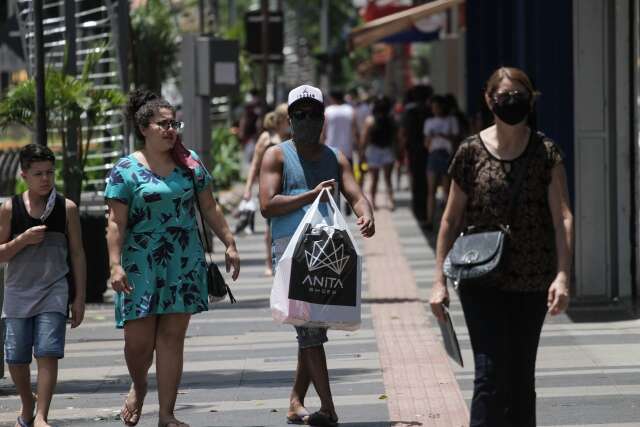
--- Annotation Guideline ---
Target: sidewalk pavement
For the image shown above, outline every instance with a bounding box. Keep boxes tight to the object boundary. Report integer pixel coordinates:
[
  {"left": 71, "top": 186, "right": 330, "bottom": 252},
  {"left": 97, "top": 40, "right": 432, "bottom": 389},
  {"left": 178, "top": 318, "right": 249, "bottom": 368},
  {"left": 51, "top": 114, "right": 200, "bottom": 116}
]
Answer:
[{"left": 1, "top": 184, "right": 640, "bottom": 426}]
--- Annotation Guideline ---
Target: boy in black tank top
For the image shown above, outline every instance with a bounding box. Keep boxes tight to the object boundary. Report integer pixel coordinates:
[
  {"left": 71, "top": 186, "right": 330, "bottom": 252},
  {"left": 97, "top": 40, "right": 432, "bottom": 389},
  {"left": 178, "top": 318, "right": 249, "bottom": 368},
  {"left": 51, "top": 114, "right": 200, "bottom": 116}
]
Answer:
[{"left": 0, "top": 144, "right": 86, "bottom": 427}]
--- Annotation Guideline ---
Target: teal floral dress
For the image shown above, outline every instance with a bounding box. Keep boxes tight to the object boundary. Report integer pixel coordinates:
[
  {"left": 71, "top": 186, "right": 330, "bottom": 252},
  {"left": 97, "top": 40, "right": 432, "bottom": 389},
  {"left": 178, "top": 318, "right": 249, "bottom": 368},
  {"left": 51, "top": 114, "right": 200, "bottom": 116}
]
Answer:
[{"left": 104, "top": 151, "right": 212, "bottom": 328}]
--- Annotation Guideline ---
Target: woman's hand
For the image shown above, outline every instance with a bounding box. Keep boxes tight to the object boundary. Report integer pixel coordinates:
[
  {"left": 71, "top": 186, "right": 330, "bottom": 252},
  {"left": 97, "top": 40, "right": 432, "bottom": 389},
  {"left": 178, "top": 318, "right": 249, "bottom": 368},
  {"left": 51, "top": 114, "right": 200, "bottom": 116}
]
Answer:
[
  {"left": 110, "top": 264, "right": 133, "bottom": 294},
  {"left": 429, "top": 280, "right": 450, "bottom": 322},
  {"left": 225, "top": 243, "right": 240, "bottom": 281},
  {"left": 547, "top": 276, "right": 570, "bottom": 315}
]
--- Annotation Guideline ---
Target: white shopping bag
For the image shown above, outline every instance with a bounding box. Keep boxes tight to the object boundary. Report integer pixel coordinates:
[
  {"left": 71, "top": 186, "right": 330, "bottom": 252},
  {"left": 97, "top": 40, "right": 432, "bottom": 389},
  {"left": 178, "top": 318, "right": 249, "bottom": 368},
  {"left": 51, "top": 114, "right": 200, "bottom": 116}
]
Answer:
[{"left": 270, "top": 188, "right": 362, "bottom": 331}]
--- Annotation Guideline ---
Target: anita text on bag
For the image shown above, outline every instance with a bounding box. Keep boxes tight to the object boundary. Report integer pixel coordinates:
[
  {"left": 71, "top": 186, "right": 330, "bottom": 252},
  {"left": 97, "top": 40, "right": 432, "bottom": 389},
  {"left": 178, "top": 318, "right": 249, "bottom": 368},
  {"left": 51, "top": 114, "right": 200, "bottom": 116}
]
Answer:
[{"left": 271, "top": 188, "right": 362, "bottom": 330}]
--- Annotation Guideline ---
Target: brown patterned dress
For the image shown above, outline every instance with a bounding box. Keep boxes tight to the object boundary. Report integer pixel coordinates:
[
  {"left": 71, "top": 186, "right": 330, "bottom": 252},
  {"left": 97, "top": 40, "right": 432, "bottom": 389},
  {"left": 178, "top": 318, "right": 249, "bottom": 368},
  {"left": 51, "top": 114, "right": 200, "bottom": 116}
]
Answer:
[{"left": 448, "top": 131, "right": 564, "bottom": 292}]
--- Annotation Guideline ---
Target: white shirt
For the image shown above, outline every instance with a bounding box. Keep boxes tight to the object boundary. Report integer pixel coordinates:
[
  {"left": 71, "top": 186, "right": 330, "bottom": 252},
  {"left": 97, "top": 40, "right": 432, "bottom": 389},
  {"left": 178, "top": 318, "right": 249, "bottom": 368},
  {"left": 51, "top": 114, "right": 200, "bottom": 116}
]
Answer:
[
  {"left": 423, "top": 115, "right": 459, "bottom": 154},
  {"left": 325, "top": 104, "right": 356, "bottom": 159}
]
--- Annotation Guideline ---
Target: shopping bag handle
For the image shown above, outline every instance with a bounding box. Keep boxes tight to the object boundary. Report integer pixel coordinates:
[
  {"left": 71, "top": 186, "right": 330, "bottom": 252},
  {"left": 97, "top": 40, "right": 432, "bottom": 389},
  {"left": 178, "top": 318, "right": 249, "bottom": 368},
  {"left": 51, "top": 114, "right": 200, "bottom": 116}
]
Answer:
[{"left": 317, "top": 187, "right": 341, "bottom": 225}]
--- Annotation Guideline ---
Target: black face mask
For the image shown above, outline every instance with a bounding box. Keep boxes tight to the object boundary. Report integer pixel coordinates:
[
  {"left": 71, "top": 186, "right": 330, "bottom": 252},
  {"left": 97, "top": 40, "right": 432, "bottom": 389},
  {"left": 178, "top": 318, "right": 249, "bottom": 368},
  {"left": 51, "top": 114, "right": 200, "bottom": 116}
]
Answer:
[
  {"left": 491, "top": 93, "right": 531, "bottom": 125},
  {"left": 291, "top": 116, "right": 324, "bottom": 145}
]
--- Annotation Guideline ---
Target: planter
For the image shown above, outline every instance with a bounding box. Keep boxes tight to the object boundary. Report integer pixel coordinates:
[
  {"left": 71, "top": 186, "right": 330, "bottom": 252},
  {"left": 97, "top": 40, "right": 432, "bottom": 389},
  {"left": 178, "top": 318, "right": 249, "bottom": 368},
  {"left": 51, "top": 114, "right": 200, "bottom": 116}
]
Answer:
[{"left": 80, "top": 214, "right": 109, "bottom": 303}]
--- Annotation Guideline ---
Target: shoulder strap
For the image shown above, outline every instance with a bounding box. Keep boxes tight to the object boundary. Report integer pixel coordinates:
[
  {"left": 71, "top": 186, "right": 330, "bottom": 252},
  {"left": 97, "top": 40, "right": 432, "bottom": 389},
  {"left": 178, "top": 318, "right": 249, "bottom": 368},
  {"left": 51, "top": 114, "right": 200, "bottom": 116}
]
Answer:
[{"left": 506, "top": 131, "right": 542, "bottom": 228}]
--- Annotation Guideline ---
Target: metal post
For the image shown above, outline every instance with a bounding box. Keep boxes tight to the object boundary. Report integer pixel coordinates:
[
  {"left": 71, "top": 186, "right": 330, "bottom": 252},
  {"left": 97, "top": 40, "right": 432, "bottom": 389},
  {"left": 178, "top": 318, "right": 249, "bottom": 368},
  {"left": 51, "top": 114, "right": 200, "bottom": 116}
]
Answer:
[
  {"left": 261, "top": 0, "right": 269, "bottom": 99},
  {"left": 64, "top": 0, "right": 78, "bottom": 157},
  {"left": 34, "top": 0, "right": 47, "bottom": 146},
  {"left": 228, "top": 0, "right": 236, "bottom": 26},
  {"left": 320, "top": 0, "right": 329, "bottom": 92},
  {"left": 198, "top": 0, "right": 205, "bottom": 34}
]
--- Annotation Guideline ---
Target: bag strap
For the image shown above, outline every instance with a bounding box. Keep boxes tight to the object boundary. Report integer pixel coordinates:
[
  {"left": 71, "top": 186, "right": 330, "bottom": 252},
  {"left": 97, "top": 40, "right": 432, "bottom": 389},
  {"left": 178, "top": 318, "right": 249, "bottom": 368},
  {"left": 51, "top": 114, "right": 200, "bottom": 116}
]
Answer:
[
  {"left": 188, "top": 169, "right": 236, "bottom": 303},
  {"left": 506, "top": 131, "right": 542, "bottom": 228}
]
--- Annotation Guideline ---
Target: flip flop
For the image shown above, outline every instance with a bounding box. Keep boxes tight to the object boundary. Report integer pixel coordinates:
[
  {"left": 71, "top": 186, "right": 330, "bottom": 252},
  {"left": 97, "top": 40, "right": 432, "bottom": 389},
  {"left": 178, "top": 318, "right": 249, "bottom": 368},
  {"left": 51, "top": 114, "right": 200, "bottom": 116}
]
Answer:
[
  {"left": 286, "top": 406, "right": 310, "bottom": 424},
  {"left": 120, "top": 388, "right": 146, "bottom": 427},
  {"left": 306, "top": 411, "right": 338, "bottom": 427},
  {"left": 16, "top": 416, "right": 33, "bottom": 427}
]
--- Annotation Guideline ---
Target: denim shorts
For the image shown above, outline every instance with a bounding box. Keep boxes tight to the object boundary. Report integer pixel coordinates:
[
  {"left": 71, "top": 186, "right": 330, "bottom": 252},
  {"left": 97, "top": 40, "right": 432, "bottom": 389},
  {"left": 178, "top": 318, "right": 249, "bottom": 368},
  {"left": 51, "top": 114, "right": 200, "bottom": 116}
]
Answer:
[
  {"left": 295, "top": 326, "right": 328, "bottom": 349},
  {"left": 4, "top": 312, "right": 67, "bottom": 364},
  {"left": 427, "top": 149, "right": 451, "bottom": 175}
]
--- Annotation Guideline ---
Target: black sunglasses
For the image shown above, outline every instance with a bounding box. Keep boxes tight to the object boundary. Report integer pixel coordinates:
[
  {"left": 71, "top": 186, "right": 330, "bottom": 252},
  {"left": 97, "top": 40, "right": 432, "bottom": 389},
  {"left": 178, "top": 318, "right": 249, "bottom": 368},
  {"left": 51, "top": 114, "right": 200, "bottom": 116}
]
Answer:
[
  {"left": 492, "top": 90, "right": 530, "bottom": 104},
  {"left": 153, "top": 120, "right": 184, "bottom": 131},
  {"left": 290, "top": 110, "right": 324, "bottom": 121}
]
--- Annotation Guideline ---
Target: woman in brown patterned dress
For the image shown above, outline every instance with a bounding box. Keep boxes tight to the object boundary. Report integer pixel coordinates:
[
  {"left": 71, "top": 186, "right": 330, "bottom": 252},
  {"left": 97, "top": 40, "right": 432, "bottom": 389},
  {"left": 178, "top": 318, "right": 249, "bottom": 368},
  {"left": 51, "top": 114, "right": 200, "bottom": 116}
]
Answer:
[{"left": 429, "top": 67, "right": 574, "bottom": 427}]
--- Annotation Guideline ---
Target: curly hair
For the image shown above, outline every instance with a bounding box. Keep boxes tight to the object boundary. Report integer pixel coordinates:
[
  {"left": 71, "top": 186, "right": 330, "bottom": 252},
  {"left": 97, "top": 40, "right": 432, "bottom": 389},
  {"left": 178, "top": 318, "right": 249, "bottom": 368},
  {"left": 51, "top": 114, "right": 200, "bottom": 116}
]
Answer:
[{"left": 126, "top": 89, "right": 175, "bottom": 140}]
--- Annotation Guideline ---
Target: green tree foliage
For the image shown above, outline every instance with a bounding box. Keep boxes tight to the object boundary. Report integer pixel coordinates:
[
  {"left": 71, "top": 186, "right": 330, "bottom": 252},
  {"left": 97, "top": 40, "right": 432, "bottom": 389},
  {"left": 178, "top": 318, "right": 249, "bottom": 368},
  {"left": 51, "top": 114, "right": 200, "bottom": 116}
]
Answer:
[
  {"left": 0, "top": 48, "right": 126, "bottom": 205},
  {"left": 210, "top": 126, "right": 241, "bottom": 191},
  {"left": 130, "top": 0, "right": 179, "bottom": 93}
]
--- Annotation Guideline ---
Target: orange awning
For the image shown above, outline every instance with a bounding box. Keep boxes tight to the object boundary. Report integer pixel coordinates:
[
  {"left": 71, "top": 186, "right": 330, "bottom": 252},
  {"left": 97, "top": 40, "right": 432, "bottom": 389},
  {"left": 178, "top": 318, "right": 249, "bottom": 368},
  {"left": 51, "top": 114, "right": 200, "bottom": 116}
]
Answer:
[{"left": 349, "top": 0, "right": 465, "bottom": 50}]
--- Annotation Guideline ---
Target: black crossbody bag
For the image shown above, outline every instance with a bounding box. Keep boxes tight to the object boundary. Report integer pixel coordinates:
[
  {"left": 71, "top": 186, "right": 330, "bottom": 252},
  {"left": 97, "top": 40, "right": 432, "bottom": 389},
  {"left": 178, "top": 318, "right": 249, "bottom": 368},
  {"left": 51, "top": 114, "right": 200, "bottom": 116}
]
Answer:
[
  {"left": 189, "top": 173, "right": 237, "bottom": 304},
  {"left": 443, "top": 132, "right": 541, "bottom": 289}
]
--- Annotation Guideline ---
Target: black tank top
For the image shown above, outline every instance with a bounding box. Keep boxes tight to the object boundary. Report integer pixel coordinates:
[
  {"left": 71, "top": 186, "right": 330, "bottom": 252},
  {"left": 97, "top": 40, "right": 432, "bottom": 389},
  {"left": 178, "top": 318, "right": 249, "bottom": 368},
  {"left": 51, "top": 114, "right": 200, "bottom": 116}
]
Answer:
[{"left": 11, "top": 192, "right": 67, "bottom": 237}]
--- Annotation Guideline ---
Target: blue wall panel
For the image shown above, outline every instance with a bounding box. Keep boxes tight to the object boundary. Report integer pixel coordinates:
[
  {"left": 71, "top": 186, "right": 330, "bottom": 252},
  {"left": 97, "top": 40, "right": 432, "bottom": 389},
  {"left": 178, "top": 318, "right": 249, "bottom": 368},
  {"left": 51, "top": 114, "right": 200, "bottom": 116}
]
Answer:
[{"left": 466, "top": 0, "right": 575, "bottom": 198}]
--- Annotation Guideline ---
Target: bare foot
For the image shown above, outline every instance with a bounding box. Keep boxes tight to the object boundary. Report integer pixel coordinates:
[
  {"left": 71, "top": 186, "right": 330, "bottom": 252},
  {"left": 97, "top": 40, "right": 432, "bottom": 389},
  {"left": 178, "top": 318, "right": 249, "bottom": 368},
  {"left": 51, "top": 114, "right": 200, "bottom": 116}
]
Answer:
[
  {"left": 286, "top": 401, "right": 309, "bottom": 424},
  {"left": 120, "top": 383, "right": 147, "bottom": 426},
  {"left": 33, "top": 416, "right": 52, "bottom": 427},
  {"left": 158, "top": 417, "right": 190, "bottom": 427}
]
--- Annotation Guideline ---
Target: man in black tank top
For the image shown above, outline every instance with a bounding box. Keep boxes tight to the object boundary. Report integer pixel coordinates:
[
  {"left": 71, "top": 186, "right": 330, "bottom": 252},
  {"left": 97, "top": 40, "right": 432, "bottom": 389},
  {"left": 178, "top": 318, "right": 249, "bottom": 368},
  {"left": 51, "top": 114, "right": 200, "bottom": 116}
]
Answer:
[{"left": 0, "top": 144, "right": 86, "bottom": 427}]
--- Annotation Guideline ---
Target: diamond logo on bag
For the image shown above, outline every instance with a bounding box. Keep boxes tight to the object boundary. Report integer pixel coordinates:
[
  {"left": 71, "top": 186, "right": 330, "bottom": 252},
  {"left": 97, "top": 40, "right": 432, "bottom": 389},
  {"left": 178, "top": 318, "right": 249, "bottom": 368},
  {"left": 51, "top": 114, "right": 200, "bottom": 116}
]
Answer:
[{"left": 305, "top": 238, "right": 350, "bottom": 275}]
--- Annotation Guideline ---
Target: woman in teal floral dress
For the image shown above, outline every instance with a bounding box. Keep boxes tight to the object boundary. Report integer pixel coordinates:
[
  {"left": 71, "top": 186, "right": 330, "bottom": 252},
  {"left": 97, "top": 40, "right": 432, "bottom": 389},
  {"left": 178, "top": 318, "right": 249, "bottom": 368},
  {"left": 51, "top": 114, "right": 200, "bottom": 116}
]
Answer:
[{"left": 105, "top": 90, "right": 240, "bottom": 427}]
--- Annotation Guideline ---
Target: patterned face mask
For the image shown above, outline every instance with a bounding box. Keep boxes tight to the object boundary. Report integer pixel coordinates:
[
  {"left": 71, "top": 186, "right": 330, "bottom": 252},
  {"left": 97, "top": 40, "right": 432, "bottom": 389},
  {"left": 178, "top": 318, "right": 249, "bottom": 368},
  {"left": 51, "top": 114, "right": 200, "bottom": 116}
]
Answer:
[{"left": 40, "top": 187, "right": 57, "bottom": 222}]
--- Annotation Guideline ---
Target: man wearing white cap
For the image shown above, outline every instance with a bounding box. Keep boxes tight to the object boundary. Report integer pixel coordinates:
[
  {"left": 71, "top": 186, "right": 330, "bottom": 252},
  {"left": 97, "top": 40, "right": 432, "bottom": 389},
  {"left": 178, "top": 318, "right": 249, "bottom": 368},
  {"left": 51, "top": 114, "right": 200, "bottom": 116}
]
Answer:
[{"left": 259, "top": 85, "right": 375, "bottom": 426}]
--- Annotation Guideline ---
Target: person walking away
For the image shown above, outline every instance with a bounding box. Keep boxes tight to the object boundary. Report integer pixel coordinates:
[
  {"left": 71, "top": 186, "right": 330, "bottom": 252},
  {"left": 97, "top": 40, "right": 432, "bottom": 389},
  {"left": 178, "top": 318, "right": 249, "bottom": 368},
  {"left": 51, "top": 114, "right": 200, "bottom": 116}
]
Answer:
[
  {"left": 361, "top": 96, "right": 398, "bottom": 211},
  {"left": 259, "top": 84, "right": 375, "bottom": 426},
  {"left": 323, "top": 90, "right": 359, "bottom": 214},
  {"left": 239, "top": 89, "right": 264, "bottom": 166},
  {"left": 423, "top": 95, "right": 459, "bottom": 229},
  {"left": 429, "top": 67, "right": 574, "bottom": 427},
  {"left": 400, "top": 84, "right": 432, "bottom": 223},
  {"left": 242, "top": 103, "right": 289, "bottom": 276},
  {"left": 444, "top": 93, "right": 470, "bottom": 150},
  {"left": 0, "top": 144, "right": 86, "bottom": 427},
  {"left": 105, "top": 90, "right": 241, "bottom": 427}
]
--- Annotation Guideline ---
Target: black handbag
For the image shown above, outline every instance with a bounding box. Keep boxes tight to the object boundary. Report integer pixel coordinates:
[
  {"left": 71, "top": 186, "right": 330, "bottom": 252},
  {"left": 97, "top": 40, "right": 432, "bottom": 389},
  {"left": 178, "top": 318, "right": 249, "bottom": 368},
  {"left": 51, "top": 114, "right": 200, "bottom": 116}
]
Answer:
[
  {"left": 189, "top": 173, "right": 237, "bottom": 304},
  {"left": 443, "top": 132, "right": 541, "bottom": 288}
]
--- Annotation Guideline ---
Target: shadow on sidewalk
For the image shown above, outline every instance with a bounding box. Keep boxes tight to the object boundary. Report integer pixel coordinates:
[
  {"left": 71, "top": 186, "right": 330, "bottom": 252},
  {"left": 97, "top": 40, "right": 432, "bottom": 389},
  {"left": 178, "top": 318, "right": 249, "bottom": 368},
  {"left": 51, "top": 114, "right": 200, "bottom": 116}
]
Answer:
[
  {"left": 566, "top": 303, "right": 640, "bottom": 323},
  {"left": 0, "top": 368, "right": 381, "bottom": 397},
  {"left": 362, "top": 297, "right": 428, "bottom": 304}
]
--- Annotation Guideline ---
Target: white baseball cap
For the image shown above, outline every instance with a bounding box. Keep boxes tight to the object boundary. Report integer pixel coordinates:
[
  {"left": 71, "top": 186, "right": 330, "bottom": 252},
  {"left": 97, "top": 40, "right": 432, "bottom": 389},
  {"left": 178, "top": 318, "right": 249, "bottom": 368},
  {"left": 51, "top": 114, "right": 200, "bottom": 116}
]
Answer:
[{"left": 287, "top": 84, "right": 324, "bottom": 110}]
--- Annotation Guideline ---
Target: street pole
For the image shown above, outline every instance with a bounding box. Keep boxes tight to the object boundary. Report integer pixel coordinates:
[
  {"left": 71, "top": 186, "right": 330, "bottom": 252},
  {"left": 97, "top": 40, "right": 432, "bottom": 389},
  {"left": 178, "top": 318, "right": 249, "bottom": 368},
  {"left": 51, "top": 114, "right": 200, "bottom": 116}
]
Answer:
[
  {"left": 64, "top": 0, "right": 77, "bottom": 153},
  {"left": 320, "top": 0, "right": 329, "bottom": 93},
  {"left": 198, "top": 0, "right": 205, "bottom": 34},
  {"left": 34, "top": 0, "right": 47, "bottom": 146},
  {"left": 261, "top": 0, "right": 269, "bottom": 100}
]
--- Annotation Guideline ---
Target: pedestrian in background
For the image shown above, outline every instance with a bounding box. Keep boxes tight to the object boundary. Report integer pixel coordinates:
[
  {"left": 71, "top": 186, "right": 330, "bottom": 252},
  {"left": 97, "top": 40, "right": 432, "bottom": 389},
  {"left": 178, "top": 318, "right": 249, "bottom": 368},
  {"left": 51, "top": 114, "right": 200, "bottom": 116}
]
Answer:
[
  {"left": 423, "top": 95, "right": 458, "bottom": 229},
  {"left": 259, "top": 84, "right": 374, "bottom": 427},
  {"left": 430, "top": 67, "right": 574, "bottom": 427},
  {"left": 0, "top": 144, "right": 86, "bottom": 427},
  {"left": 323, "top": 90, "right": 360, "bottom": 214},
  {"left": 400, "top": 84, "right": 432, "bottom": 223},
  {"left": 105, "top": 90, "right": 240, "bottom": 427},
  {"left": 242, "top": 103, "right": 289, "bottom": 276},
  {"left": 361, "top": 95, "right": 398, "bottom": 211},
  {"left": 444, "top": 93, "right": 470, "bottom": 150},
  {"left": 239, "top": 88, "right": 264, "bottom": 165}
]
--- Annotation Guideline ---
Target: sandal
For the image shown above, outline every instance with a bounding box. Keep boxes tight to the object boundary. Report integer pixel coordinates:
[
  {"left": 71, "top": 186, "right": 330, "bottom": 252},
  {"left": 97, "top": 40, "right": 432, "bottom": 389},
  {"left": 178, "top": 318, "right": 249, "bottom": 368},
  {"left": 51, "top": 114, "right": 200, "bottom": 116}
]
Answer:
[
  {"left": 286, "top": 407, "right": 310, "bottom": 424},
  {"left": 306, "top": 411, "right": 338, "bottom": 427},
  {"left": 120, "top": 385, "right": 146, "bottom": 426},
  {"left": 16, "top": 416, "right": 33, "bottom": 427}
]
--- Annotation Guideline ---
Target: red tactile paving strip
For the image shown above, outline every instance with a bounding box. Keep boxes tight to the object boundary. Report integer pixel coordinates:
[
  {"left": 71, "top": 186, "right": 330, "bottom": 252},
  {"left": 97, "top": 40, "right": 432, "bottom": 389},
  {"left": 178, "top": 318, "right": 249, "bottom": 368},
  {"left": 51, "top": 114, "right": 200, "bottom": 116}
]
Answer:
[{"left": 364, "top": 210, "right": 469, "bottom": 427}]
